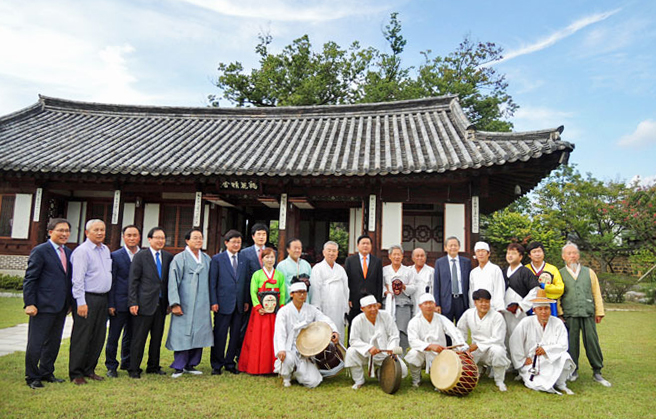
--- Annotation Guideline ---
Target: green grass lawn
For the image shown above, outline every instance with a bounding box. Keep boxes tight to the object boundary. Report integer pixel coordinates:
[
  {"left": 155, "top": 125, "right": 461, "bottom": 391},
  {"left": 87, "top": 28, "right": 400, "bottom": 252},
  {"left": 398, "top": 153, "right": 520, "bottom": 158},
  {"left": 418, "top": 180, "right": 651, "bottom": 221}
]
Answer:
[
  {"left": 0, "top": 293, "right": 27, "bottom": 329},
  {"left": 0, "top": 301, "right": 654, "bottom": 419}
]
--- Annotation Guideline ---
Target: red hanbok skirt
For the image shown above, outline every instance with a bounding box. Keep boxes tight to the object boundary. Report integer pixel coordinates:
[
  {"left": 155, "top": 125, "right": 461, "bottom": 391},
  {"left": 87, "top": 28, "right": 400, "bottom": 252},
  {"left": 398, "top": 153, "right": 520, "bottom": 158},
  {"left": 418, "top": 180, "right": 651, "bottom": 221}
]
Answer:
[{"left": 238, "top": 311, "right": 277, "bottom": 374}]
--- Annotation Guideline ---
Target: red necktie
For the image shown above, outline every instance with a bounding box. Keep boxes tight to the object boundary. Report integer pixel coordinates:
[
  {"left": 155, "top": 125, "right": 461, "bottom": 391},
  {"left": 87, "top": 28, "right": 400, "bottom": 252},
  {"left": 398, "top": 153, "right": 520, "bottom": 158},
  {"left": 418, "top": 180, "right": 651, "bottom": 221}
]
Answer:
[{"left": 58, "top": 246, "right": 67, "bottom": 272}]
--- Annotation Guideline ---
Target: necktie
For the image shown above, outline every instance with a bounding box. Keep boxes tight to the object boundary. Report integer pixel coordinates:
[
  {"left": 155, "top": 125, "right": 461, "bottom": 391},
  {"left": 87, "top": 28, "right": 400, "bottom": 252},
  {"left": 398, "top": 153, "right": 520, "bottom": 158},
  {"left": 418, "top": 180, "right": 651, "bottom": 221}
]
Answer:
[
  {"left": 156, "top": 251, "right": 162, "bottom": 278},
  {"left": 362, "top": 256, "right": 368, "bottom": 278},
  {"left": 232, "top": 254, "right": 238, "bottom": 275},
  {"left": 258, "top": 248, "right": 263, "bottom": 267},
  {"left": 58, "top": 246, "right": 67, "bottom": 272},
  {"left": 451, "top": 258, "right": 459, "bottom": 295}
]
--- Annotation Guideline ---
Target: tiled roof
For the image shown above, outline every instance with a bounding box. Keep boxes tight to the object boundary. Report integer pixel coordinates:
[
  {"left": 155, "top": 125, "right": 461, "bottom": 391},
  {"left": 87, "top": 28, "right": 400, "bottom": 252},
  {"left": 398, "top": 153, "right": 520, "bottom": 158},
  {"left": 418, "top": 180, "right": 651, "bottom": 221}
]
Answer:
[{"left": 0, "top": 95, "right": 573, "bottom": 177}]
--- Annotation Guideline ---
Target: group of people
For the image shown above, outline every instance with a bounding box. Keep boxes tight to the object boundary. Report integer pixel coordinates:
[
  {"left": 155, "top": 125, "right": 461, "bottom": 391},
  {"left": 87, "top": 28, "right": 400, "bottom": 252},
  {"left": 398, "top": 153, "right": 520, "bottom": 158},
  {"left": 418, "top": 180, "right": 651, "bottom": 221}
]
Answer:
[{"left": 22, "top": 219, "right": 611, "bottom": 397}]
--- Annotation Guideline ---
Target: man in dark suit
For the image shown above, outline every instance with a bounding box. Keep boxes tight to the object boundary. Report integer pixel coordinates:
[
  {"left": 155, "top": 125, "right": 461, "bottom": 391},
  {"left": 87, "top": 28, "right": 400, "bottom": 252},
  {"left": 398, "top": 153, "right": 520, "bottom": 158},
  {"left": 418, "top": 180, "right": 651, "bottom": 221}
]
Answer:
[
  {"left": 241, "top": 223, "right": 269, "bottom": 280},
  {"left": 209, "top": 229, "right": 249, "bottom": 375},
  {"left": 23, "top": 218, "right": 73, "bottom": 389},
  {"left": 127, "top": 226, "right": 172, "bottom": 378},
  {"left": 105, "top": 225, "right": 140, "bottom": 377},
  {"left": 344, "top": 235, "right": 383, "bottom": 334},
  {"left": 433, "top": 236, "right": 472, "bottom": 322},
  {"left": 238, "top": 223, "right": 270, "bottom": 349}
]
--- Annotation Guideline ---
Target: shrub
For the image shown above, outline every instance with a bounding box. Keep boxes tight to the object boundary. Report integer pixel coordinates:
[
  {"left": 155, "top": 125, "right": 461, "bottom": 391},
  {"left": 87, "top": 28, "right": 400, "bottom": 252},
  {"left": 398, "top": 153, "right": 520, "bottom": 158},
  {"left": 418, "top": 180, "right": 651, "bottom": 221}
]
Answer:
[
  {"left": 0, "top": 274, "right": 24, "bottom": 291},
  {"left": 629, "top": 248, "right": 656, "bottom": 282},
  {"left": 598, "top": 273, "right": 638, "bottom": 303}
]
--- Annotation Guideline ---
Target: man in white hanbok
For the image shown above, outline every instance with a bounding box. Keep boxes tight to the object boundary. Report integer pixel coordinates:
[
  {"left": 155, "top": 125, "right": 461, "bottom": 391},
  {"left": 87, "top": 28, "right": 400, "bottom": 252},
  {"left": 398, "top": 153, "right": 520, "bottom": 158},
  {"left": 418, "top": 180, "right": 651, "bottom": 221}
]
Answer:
[
  {"left": 457, "top": 289, "right": 510, "bottom": 391},
  {"left": 310, "top": 241, "right": 349, "bottom": 344},
  {"left": 410, "top": 248, "right": 434, "bottom": 314},
  {"left": 382, "top": 245, "right": 416, "bottom": 351},
  {"left": 405, "top": 293, "right": 468, "bottom": 388},
  {"left": 274, "top": 282, "right": 339, "bottom": 388},
  {"left": 501, "top": 244, "right": 540, "bottom": 350},
  {"left": 509, "top": 289, "right": 575, "bottom": 395},
  {"left": 468, "top": 242, "right": 506, "bottom": 312},
  {"left": 345, "top": 295, "right": 408, "bottom": 389}
]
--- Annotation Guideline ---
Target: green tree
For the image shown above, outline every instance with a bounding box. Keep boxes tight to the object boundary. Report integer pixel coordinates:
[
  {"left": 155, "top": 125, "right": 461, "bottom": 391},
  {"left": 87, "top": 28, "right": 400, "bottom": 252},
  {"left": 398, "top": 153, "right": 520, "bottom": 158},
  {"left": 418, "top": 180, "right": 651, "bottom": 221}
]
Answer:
[
  {"left": 533, "top": 165, "right": 630, "bottom": 273},
  {"left": 481, "top": 207, "right": 565, "bottom": 264},
  {"left": 621, "top": 183, "right": 656, "bottom": 281},
  {"left": 210, "top": 34, "right": 375, "bottom": 107},
  {"left": 413, "top": 37, "right": 517, "bottom": 131},
  {"left": 329, "top": 222, "right": 349, "bottom": 263},
  {"left": 211, "top": 13, "right": 517, "bottom": 131}
]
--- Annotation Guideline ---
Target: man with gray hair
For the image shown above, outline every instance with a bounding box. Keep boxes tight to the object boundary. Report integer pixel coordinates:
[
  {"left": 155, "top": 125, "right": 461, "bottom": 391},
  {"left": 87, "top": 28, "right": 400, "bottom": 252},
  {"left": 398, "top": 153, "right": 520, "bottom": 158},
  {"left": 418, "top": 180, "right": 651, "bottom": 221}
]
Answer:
[
  {"left": 69, "top": 219, "right": 112, "bottom": 385},
  {"left": 559, "top": 242, "right": 611, "bottom": 387},
  {"left": 310, "top": 241, "right": 349, "bottom": 344},
  {"left": 383, "top": 244, "right": 416, "bottom": 351},
  {"left": 410, "top": 248, "right": 434, "bottom": 315},
  {"left": 433, "top": 236, "right": 471, "bottom": 322}
]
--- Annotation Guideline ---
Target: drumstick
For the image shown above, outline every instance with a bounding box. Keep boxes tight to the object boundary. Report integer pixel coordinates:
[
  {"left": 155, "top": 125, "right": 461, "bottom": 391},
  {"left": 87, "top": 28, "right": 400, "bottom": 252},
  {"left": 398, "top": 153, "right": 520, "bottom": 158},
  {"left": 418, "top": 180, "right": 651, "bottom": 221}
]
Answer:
[
  {"left": 369, "top": 347, "right": 402, "bottom": 377},
  {"left": 444, "top": 344, "right": 465, "bottom": 350}
]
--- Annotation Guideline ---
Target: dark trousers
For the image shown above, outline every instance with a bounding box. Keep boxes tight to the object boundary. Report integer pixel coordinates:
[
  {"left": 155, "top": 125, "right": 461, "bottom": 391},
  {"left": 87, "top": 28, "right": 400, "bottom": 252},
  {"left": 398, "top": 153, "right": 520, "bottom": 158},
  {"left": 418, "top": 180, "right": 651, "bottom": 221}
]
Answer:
[
  {"left": 69, "top": 293, "right": 108, "bottom": 380},
  {"left": 25, "top": 308, "right": 67, "bottom": 383},
  {"left": 105, "top": 311, "right": 132, "bottom": 371},
  {"left": 443, "top": 294, "right": 467, "bottom": 322},
  {"left": 210, "top": 309, "right": 243, "bottom": 371},
  {"left": 442, "top": 295, "right": 466, "bottom": 346},
  {"left": 565, "top": 316, "right": 604, "bottom": 373},
  {"left": 129, "top": 302, "right": 166, "bottom": 373}
]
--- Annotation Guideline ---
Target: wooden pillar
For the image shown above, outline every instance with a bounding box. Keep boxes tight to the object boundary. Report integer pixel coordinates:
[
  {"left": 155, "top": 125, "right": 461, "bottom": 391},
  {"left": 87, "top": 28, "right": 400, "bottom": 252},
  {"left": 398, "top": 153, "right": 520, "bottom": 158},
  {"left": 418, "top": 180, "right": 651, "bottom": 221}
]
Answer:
[
  {"left": 134, "top": 197, "right": 145, "bottom": 236},
  {"left": 364, "top": 194, "right": 381, "bottom": 258},
  {"left": 29, "top": 186, "right": 48, "bottom": 247},
  {"left": 276, "top": 194, "right": 288, "bottom": 262},
  {"left": 207, "top": 204, "right": 222, "bottom": 254},
  {"left": 308, "top": 214, "right": 316, "bottom": 251},
  {"left": 109, "top": 189, "right": 123, "bottom": 250},
  {"left": 469, "top": 179, "right": 480, "bottom": 256}
]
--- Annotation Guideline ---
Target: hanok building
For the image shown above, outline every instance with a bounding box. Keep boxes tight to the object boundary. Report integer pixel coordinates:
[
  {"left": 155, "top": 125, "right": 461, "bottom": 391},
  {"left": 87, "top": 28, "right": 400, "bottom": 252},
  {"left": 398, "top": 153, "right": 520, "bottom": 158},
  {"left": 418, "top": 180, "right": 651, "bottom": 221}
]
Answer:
[{"left": 0, "top": 95, "right": 573, "bottom": 274}]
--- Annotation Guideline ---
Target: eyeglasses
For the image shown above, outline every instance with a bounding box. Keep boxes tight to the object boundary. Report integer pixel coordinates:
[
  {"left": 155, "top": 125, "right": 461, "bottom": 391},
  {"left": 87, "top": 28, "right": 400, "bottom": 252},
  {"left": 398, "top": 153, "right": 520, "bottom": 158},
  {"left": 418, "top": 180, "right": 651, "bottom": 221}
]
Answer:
[
  {"left": 151, "top": 236, "right": 166, "bottom": 240},
  {"left": 53, "top": 229, "right": 71, "bottom": 233}
]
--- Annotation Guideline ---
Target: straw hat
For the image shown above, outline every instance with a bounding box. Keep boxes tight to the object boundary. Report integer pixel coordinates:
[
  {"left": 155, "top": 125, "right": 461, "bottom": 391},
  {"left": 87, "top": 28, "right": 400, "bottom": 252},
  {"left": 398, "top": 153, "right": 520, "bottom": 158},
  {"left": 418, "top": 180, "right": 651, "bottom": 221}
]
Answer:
[
  {"left": 530, "top": 288, "right": 555, "bottom": 306},
  {"left": 296, "top": 321, "right": 332, "bottom": 357}
]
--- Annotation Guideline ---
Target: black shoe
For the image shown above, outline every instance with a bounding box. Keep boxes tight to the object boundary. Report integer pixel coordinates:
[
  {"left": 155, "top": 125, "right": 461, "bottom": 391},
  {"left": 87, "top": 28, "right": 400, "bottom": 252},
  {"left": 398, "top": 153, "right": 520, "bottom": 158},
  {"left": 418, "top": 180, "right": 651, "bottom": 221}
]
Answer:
[
  {"left": 43, "top": 376, "right": 65, "bottom": 383},
  {"left": 28, "top": 380, "right": 44, "bottom": 389},
  {"left": 225, "top": 367, "right": 240, "bottom": 375},
  {"left": 107, "top": 369, "right": 118, "bottom": 378},
  {"left": 147, "top": 369, "right": 166, "bottom": 375},
  {"left": 129, "top": 372, "right": 141, "bottom": 379},
  {"left": 212, "top": 369, "right": 223, "bottom": 375}
]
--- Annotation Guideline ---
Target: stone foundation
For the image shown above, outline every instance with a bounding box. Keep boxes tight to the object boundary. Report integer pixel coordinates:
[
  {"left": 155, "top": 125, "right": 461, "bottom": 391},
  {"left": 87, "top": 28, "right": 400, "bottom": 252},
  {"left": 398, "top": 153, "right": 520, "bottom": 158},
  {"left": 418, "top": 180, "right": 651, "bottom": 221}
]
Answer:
[{"left": 0, "top": 255, "right": 28, "bottom": 276}]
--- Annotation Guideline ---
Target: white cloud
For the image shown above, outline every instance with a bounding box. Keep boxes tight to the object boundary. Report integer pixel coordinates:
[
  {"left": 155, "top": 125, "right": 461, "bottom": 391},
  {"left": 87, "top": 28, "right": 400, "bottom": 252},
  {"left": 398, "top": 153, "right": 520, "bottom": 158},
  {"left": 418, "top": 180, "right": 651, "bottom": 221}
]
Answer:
[
  {"left": 618, "top": 119, "right": 656, "bottom": 147},
  {"left": 0, "top": 1, "right": 160, "bottom": 111},
  {"left": 629, "top": 174, "right": 656, "bottom": 187},
  {"left": 497, "top": 9, "right": 621, "bottom": 64},
  {"left": 579, "top": 16, "right": 652, "bottom": 57},
  {"left": 178, "top": 0, "right": 391, "bottom": 22},
  {"left": 511, "top": 106, "right": 583, "bottom": 142},
  {"left": 512, "top": 106, "right": 574, "bottom": 129}
]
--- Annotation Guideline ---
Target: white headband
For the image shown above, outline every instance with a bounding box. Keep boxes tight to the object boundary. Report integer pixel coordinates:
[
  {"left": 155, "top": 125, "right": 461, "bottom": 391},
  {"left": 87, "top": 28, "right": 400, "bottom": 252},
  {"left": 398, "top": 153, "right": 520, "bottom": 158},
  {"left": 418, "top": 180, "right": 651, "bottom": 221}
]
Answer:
[
  {"left": 474, "top": 241, "right": 490, "bottom": 252},
  {"left": 360, "top": 295, "right": 377, "bottom": 307},
  {"left": 289, "top": 282, "right": 307, "bottom": 293},
  {"left": 418, "top": 293, "right": 435, "bottom": 305}
]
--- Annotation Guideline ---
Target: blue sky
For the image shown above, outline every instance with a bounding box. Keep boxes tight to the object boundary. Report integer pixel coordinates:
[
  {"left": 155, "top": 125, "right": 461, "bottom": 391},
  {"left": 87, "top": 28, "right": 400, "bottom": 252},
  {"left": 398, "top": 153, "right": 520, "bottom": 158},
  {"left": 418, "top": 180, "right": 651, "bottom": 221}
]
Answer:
[{"left": 1, "top": 0, "right": 654, "bottom": 185}]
